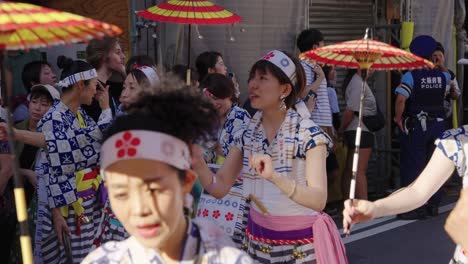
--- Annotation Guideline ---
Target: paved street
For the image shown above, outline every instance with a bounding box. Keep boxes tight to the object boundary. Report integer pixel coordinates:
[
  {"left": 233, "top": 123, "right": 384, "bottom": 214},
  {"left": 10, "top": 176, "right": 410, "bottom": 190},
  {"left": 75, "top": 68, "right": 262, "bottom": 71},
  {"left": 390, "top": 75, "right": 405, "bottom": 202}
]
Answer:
[{"left": 339, "top": 203, "right": 456, "bottom": 264}]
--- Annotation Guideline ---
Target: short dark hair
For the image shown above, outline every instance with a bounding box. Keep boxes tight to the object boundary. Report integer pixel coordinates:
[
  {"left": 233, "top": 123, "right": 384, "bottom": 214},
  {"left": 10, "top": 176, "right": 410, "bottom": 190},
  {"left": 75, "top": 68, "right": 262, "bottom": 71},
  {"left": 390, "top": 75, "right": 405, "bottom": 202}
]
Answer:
[
  {"left": 297, "top": 28, "right": 324, "bottom": 52},
  {"left": 434, "top": 42, "right": 445, "bottom": 54},
  {"left": 22, "top": 61, "right": 52, "bottom": 92},
  {"left": 200, "top": 73, "right": 236, "bottom": 103},
  {"left": 195, "top": 51, "right": 223, "bottom": 82},
  {"left": 29, "top": 85, "right": 54, "bottom": 104},
  {"left": 125, "top": 55, "right": 155, "bottom": 74},
  {"left": 248, "top": 51, "right": 306, "bottom": 109}
]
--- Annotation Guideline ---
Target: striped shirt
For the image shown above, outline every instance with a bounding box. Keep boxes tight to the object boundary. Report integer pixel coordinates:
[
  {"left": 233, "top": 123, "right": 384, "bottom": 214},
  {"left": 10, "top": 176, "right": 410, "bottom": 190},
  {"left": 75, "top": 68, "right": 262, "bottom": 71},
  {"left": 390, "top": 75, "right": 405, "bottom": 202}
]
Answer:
[{"left": 301, "top": 60, "right": 333, "bottom": 127}]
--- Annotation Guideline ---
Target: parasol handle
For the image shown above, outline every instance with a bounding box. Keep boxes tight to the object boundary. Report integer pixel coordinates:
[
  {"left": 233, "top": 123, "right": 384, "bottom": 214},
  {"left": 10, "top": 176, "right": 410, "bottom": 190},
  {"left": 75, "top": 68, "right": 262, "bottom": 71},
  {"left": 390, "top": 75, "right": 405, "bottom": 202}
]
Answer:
[
  {"left": 186, "top": 24, "right": 192, "bottom": 86},
  {"left": 347, "top": 69, "right": 369, "bottom": 235},
  {"left": 0, "top": 51, "right": 33, "bottom": 264}
]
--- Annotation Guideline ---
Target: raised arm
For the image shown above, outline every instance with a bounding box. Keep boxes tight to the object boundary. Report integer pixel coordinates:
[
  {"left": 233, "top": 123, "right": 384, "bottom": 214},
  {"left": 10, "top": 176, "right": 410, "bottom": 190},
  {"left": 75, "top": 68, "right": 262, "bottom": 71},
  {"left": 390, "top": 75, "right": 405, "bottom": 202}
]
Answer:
[
  {"left": 192, "top": 145, "right": 244, "bottom": 198},
  {"left": 343, "top": 148, "right": 454, "bottom": 233},
  {"left": 372, "top": 148, "right": 454, "bottom": 217}
]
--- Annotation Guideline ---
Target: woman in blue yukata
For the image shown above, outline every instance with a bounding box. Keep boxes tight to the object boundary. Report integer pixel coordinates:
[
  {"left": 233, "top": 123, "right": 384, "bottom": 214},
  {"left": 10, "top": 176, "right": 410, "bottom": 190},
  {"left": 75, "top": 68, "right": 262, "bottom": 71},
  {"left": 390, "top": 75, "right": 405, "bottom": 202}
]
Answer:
[
  {"left": 191, "top": 50, "right": 347, "bottom": 263},
  {"left": 0, "top": 56, "right": 126, "bottom": 263},
  {"left": 83, "top": 88, "right": 252, "bottom": 263},
  {"left": 195, "top": 73, "right": 250, "bottom": 234},
  {"left": 201, "top": 73, "right": 251, "bottom": 165},
  {"left": 343, "top": 125, "right": 468, "bottom": 264}
]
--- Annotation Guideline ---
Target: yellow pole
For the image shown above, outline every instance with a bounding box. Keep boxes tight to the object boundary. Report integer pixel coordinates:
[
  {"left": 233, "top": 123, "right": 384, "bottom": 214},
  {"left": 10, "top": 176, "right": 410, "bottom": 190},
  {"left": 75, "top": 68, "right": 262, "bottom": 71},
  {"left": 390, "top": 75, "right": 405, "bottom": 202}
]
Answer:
[{"left": 453, "top": 100, "right": 459, "bottom": 128}]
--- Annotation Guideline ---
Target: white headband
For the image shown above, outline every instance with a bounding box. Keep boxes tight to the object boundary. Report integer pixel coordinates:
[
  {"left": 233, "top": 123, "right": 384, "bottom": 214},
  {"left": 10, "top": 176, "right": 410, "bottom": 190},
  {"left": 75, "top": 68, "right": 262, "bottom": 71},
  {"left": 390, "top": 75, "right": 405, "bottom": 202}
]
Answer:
[
  {"left": 261, "top": 50, "right": 297, "bottom": 85},
  {"left": 101, "top": 130, "right": 191, "bottom": 174},
  {"left": 28, "top": 84, "right": 61, "bottom": 101},
  {"left": 56, "top": 69, "right": 98, "bottom": 88},
  {"left": 135, "top": 66, "right": 159, "bottom": 88}
]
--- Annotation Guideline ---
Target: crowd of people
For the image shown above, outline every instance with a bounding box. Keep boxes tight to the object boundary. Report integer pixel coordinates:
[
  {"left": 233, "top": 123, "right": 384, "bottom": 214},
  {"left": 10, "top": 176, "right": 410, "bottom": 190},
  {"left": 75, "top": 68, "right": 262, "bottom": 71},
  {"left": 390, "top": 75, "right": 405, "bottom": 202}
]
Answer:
[{"left": 0, "top": 27, "right": 466, "bottom": 264}]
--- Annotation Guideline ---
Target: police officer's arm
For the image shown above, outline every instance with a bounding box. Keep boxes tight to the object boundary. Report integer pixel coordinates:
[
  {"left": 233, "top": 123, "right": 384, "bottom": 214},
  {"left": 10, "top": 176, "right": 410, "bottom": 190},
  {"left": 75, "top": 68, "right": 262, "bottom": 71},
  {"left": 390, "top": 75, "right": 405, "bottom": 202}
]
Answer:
[
  {"left": 394, "top": 94, "right": 406, "bottom": 125},
  {"left": 394, "top": 72, "right": 413, "bottom": 130}
]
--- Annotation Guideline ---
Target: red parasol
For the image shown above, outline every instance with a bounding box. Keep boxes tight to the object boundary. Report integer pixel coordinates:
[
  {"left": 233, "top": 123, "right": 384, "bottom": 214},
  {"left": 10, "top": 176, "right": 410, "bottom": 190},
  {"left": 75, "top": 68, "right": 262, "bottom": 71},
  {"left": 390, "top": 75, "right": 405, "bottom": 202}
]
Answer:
[
  {"left": 136, "top": 0, "right": 242, "bottom": 84},
  {"left": 300, "top": 38, "right": 433, "bottom": 70},
  {"left": 300, "top": 29, "right": 433, "bottom": 215}
]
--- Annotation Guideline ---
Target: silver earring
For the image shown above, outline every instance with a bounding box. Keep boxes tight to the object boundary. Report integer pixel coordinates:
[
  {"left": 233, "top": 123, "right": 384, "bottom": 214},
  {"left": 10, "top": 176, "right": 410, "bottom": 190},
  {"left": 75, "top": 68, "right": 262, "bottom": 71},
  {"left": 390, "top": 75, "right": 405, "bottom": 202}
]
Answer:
[{"left": 279, "top": 96, "right": 287, "bottom": 111}]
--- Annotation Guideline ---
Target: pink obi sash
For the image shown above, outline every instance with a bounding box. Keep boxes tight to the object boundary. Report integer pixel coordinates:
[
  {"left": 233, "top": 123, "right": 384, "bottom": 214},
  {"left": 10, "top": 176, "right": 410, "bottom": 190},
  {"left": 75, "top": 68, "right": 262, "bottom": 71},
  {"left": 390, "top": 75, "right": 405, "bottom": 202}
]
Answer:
[{"left": 248, "top": 207, "right": 348, "bottom": 264}]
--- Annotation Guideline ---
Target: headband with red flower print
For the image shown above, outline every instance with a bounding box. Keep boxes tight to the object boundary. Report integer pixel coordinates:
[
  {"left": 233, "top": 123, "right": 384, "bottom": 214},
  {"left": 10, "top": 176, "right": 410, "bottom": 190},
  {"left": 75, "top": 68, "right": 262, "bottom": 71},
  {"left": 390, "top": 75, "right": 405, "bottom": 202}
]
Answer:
[
  {"left": 100, "top": 130, "right": 191, "bottom": 175},
  {"left": 261, "top": 50, "right": 297, "bottom": 85}
]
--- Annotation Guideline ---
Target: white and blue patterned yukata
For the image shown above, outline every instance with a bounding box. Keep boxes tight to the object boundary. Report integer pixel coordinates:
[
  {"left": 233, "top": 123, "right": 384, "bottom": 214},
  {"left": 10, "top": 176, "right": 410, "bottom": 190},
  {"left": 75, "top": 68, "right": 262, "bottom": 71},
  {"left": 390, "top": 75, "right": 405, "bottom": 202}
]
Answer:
[
  {"left": 231, "top": 100, "right": 344, "bottom": 263},
  {"left": 204, "top": 106, "right": 251, "bottom": 164},
  {"left": 82, "top": 218, "right": 253, "bottom": 264},
  {"left": 436, "top": 125, "right": 468, "bottom": 264},
  {"left": 34, "top": 101, "right": 125, "bottom": 264}
]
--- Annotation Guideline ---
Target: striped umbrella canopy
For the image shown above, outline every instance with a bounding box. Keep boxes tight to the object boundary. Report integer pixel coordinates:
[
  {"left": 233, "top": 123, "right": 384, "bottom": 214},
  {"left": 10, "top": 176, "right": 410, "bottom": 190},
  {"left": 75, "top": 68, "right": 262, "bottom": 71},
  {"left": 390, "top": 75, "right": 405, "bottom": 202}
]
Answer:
[
  {"left": 0, "top": 2, "right": 122, "bottom": 50},
  {"left": 136, "top": 0, "right": 242, "bottom": 85},
  {"left": 136, "top": 0, "right": 242, "bottom": 25},
  {"left": 301, "top": 36, "right": 434, "bottom": 209},
  {"left": 300, "top": 38, "right": 434, "bottom": 70}
]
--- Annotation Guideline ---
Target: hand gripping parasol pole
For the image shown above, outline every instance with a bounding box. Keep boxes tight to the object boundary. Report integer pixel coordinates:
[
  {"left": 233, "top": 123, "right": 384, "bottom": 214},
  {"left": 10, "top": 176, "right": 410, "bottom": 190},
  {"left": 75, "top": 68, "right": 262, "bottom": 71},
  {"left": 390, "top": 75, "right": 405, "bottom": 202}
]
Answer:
[{"left": 0, "top": 51, "right": 33, "bottom": 264}]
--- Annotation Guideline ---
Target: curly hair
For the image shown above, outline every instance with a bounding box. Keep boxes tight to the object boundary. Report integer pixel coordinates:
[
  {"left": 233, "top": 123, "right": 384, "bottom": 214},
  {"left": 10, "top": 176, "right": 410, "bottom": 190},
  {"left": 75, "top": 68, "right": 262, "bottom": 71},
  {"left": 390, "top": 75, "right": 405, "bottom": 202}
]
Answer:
[{"left": 103, "top": 88, "right": 219, "bottom": 145}]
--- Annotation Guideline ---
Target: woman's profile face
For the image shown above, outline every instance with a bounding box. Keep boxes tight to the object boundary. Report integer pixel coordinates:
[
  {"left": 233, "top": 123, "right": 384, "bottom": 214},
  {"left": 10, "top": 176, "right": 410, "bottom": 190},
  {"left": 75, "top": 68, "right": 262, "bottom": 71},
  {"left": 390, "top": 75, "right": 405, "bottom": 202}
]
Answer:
[
  {"left": 120, "top": 74, "right": 143, "bottom": 110},
  {"left": 106, "top": 43, "right": 126, "bottom": 74},
  {"left": 212, "top": 56, "right": 227, "bottom": 76}
]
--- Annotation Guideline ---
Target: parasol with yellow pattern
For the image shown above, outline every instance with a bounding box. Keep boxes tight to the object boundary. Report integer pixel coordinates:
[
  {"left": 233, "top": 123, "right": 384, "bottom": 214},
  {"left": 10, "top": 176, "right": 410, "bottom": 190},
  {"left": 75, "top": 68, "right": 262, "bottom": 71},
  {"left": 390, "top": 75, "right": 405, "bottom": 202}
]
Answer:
[
  {"left": 0, "top": 2, "right": 122, "bottom": 50},
  {"left": 300, "top": 37, "right": 433, "bottom": 70},
  {"left": 137, "top": 0, "right": 242, "bottom": 84},
  {"left": 0, "top": 3, "right": 122, "bottom": 264}
]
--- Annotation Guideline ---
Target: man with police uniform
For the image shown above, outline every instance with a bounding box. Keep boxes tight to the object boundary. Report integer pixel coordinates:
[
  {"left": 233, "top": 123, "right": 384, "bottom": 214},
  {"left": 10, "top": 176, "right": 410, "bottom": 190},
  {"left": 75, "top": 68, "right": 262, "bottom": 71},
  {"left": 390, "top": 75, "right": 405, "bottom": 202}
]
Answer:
[{"left": 394, "top": 35, "right": 452, "bottom": 220}]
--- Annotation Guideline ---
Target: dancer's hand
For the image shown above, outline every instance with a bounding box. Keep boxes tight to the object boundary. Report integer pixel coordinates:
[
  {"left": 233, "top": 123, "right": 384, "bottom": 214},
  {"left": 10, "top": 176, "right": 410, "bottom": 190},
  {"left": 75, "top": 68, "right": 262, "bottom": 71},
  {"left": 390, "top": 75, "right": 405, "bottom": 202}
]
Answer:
[
  {"left": 96, "top": 83, "right": 110, "bottom": 110},
  {"left": 445, "top": 188, "right": 468, "bottom": 250},
  {"left": 343, "top": 199, "right": 377, "bottom": 235},
  {"left": 249, "top": 154, "right": 274, "bottom": 180},
  {"left": 52, "top": 208, "right": 71, "bottom": 246}
]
